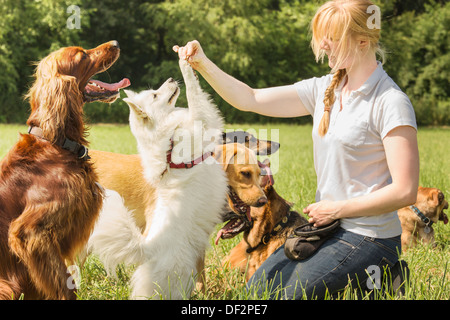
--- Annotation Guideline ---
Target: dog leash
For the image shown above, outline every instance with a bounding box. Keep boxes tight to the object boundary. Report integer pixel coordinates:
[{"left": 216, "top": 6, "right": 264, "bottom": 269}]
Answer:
[
  {"left": 410, "top": 205, "right": 433, "bottom": 234},
  {"left": 28, "top": 126, "right": 90, "bottom": 160}
]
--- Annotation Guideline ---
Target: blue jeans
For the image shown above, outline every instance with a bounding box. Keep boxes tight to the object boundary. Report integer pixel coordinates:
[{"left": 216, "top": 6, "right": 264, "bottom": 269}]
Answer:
[{"left": 247, "top": 228, "right": 401, "bottom": 299}]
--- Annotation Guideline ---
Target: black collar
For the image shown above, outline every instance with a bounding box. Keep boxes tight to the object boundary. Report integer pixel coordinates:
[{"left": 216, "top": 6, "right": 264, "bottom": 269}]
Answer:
[
  {"left": 28, "top": 126, "right": 90, "bottom": 160},
  {"left": 410, "top": 205, "right": 433, "bottom": 228},
  {"left": 246, "top": 211, "right": 292, "bottom": 254}
]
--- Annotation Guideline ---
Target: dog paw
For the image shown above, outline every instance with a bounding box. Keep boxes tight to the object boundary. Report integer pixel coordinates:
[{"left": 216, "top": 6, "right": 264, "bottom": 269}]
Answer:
[{"left": 179, "top": 59, "right": 198, "bottom": 81}]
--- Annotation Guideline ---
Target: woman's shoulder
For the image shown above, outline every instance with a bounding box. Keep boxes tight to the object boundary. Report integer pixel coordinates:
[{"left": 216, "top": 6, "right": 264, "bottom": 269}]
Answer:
[
  {"left": 372, "top": 73, "right": 417, "bottom": 137},
  {"left": 295, "top": 73, "right": 333, "bottom": 86},
  {"left": 376, "top": 73, "right": 413, "bottom": 107},
  {"left": 294, "top": 73, "right": 333, "bottom": 95},
  {"left": 293, "top": 73, "right": 333, "bottom": 115}
]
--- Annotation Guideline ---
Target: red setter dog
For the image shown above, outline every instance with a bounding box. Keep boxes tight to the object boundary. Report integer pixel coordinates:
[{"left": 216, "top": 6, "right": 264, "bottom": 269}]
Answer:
[{"left": 0, "top": 41, "right": 130, "bottom": 299}]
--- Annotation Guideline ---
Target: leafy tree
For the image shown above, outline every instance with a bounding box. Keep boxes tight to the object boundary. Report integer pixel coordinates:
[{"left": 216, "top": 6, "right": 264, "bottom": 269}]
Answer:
[
  {"left": 0, "top": 0, "right": 448, "bottom": 125},
  {"left": 382, "top": 1, "right": 450, "bottom": 125},
  {"left": 0, "top": 0, "right": 85, "bottom": 122},
  {"left": 136, "top": 0, "right": 326, "bottom": 124}
]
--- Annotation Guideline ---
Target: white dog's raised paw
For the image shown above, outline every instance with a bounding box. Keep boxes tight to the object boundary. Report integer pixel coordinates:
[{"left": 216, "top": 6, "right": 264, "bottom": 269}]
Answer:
[{"left": 179, "top": 59, "right": 198, "bottom": 81}]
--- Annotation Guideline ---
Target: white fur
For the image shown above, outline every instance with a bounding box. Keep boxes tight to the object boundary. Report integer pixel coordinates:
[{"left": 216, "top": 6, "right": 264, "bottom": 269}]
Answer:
[
  {"left": 89, "top": 60, "right": 228, "bottom": 299},
  {"left": 88, "top": 189, "right": 145, "bottom": 276}
]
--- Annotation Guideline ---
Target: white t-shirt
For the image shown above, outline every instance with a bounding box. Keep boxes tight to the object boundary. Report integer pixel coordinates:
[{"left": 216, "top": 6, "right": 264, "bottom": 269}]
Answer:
[{"left": 294, "top": 62, "right": 417, "bottom": 238}]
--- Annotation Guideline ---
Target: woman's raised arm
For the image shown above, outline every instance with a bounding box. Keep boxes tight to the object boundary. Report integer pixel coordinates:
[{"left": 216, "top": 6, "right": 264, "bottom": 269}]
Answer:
[{"left": 173, "top": 40, "right": 310, "bottom": 118}]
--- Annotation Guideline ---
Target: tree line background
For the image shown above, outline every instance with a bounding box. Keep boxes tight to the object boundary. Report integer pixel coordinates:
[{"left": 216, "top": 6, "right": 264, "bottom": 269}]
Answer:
[{"left": 0, "top": 0, "right": 448, "bottom": 125}]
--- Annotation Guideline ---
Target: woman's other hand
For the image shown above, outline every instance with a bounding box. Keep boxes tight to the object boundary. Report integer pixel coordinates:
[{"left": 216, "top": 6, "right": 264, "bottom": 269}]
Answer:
[{"left": 303, "top": 200, "right": 343, "bottom": 227}]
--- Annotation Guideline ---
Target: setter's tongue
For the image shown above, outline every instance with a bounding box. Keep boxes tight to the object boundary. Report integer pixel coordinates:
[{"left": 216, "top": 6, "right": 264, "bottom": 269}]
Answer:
[{"left": 89, "top": 78, "right": 130, "bottom": 91}]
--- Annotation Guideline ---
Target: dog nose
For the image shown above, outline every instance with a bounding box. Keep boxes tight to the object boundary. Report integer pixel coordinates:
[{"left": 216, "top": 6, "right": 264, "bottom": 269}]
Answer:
[
  {"left": 168, "top": 78, "right": 176, "bottom": 83},
  {"left": 271, "top": 141, "right": 280, "bottom": 151},
  {"left": 109, "top": 40, "right": 120, "bottom": 49},
  {"left": 255, "top": 197, "right": 267, "bottom": 207}
]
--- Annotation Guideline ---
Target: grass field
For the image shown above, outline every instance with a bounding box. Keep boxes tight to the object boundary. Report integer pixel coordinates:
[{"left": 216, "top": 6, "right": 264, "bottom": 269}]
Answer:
[{"left": 0, "top": 123, "right": 449, "bottom": 300}]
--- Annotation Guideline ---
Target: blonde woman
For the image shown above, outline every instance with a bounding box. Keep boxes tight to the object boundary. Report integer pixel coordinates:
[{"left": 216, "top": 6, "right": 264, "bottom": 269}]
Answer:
[{"left": 174, "top": 0, "right": 419, "bottom": 299}]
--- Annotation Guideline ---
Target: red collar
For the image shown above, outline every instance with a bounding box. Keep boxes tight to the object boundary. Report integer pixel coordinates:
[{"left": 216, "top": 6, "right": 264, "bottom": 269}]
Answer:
[{"left": 166, "top": 139, "right": 213, "bottom": 169}]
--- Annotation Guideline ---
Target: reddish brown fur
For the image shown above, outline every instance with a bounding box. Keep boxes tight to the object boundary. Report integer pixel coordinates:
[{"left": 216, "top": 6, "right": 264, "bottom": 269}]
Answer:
[
  {"left": 0, "top": 42, "right": 120, "bottom": 299},
  {"left": 398, "top": 186, "right": 448, "bottom": 251}
]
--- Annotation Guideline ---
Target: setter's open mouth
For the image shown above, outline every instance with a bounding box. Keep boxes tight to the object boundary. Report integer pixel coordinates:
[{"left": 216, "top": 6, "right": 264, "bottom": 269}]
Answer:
[
  {"left": 84, "top": 78, "right": 130, "bottom": 103},
  {"left": 83, "top": 42, "right": 130, "bottom": 103}
]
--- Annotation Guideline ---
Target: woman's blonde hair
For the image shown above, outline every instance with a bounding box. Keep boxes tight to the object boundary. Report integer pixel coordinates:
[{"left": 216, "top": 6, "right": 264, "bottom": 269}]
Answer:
[{"left": 310, "top": 0, "right": 385, "bottom": 137}]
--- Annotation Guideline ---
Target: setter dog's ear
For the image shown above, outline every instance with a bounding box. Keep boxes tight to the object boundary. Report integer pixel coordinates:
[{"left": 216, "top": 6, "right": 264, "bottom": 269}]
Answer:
[{"left": 26, "top": 50, "right": 85, "bottom": 144}]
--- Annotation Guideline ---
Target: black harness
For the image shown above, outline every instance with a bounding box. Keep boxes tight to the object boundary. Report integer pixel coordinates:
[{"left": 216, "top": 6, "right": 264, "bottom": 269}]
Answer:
[{"left": 246, "top": 211, "right": 293, "bottom": 254}]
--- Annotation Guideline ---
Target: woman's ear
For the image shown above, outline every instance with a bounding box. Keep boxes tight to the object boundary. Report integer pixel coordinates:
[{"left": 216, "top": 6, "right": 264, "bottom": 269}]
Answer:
[{"left": 358, "top": 39, "right": 370, "bottom": 50}]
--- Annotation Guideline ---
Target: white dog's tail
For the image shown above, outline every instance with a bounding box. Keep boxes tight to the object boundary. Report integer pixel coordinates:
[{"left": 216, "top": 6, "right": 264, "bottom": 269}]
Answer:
[{"left": 88, "top": 189, "right": 145, "bottom": 276}]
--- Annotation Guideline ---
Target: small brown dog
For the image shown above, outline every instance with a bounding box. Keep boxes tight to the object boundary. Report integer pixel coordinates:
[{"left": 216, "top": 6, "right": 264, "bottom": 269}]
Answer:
[
  {"left": 398, "top": 186, "right": 448, "bottom": 251},
  {"left": 219, "top": 160, "right": 307, "bottom": 281}
]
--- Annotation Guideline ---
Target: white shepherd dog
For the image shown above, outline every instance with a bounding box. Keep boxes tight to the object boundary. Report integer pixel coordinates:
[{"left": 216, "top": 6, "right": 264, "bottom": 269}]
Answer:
[{"left": 88, "top": 59, "right": 228, "bottom": 299}]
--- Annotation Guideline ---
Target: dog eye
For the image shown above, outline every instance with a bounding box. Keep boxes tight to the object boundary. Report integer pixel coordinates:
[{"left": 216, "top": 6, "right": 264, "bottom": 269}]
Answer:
[
  {"left": 240, "top": 171, "right": 251, "bottom": 178},
  {"left": 79, "top": 51, "right": 88, "bottom": 60},
  {"left": 153, "top": 93, "right": 158, "bottom": 99}
]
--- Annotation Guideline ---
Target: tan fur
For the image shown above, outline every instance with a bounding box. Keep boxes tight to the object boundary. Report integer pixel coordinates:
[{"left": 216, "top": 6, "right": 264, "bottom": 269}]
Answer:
[
  {"left": 89, "top": 150, "right": 156, "bottom": 236},
  {"left": 216, "top": 143, "right": 267, "bottom": 207},
  {"left": 398, "top": 186, "right": 448, "bottom": 251}
]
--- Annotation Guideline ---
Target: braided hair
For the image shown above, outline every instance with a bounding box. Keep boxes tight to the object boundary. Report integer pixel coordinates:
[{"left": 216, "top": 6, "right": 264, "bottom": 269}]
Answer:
[{"left": 318, "top": 69, "right": 347, "bottom": 137}]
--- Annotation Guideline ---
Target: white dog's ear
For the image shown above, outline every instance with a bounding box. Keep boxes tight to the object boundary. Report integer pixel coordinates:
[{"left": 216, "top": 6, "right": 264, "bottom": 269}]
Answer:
[
  {"left": 123, "top": 89, "right": 136, "bottom": 99},
  {"left": 123, "top": 97, "right": 149, "bottom": 120}
]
